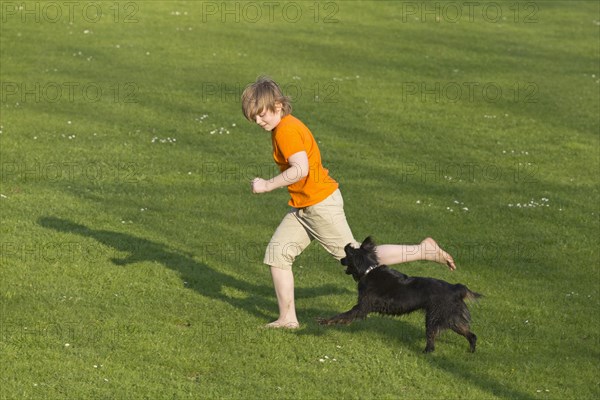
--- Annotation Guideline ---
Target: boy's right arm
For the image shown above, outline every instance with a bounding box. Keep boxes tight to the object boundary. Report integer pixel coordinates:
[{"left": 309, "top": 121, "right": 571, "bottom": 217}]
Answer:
[{"left": 251, "top": 151, "right": 309, "bottom": 193}]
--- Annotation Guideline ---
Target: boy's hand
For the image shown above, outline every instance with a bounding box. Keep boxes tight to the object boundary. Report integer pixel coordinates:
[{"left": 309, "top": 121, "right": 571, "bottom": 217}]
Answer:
[{"left": 251, "top": 177, "right": 270, "bottom": 194}]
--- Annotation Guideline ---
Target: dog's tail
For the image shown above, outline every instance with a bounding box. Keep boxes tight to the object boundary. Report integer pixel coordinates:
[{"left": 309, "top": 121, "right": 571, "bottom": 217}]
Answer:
[
  {"left": 457, "top": 284, "right": 483, "bottom": 301},
  {"left": 465, "top": 290, "right": 483, "bottom": 301}
]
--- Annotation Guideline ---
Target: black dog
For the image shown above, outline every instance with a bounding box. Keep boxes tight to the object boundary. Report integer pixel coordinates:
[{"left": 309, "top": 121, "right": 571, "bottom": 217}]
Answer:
[{"left": 318, "top": 237, "right": 481, "bottom": 353}]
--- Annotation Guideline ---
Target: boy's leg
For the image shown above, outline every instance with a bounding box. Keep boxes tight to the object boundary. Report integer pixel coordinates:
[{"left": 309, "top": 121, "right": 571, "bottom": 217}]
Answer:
[
  {"left": 376, "top": 238, "right": 456, "bottom": 270},
  {"left": 298, "top": 190, "right": 456, "bottom": 270},
  {"left": 297, "top": 189, "right": 358, "bottom": 261},
  {"left": 266, "top": 267, "right": 299, "bottom": 329},
  {"left": 264, "top": 210, "right": 311, "bottom": 328}
]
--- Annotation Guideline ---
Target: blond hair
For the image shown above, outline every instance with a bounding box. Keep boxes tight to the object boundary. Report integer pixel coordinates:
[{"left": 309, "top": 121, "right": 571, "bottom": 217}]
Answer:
[{"left": 241, "top": 76, "right": 292, "bottom": 121}]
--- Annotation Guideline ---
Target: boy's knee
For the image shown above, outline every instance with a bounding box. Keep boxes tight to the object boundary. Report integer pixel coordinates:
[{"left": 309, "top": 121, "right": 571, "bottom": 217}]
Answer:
[{"left": 265, "top": 262, "right": 293, "bottom": 271}]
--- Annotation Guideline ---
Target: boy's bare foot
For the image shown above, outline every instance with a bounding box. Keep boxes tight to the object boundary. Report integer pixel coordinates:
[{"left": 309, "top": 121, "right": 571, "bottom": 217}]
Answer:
[
  {"left": 265, "top": 320, "right": 300, "bottom": 329},
  {"left": 421, "top": 237, "right": 456, "bottom": 271}
]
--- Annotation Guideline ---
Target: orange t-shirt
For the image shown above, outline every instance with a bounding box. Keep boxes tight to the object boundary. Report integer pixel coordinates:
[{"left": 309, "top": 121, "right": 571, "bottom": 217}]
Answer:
[{"left": 272, "top": 115, "right": 338, "bottom": 208}]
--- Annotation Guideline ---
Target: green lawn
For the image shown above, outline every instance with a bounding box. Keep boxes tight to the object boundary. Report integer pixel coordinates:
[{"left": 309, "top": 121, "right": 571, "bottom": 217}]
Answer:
[{"left": 1, "top": 1, "right": 599, "bottom": 399}]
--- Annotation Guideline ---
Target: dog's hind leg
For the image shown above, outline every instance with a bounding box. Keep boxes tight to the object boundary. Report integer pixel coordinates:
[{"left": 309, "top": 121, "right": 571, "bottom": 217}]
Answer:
[
  {"left": 451, "top": 325, "right": 477, "bottom": 352},
  {"left": 467, "top": 332, "right": 477, "bottom": 352}
]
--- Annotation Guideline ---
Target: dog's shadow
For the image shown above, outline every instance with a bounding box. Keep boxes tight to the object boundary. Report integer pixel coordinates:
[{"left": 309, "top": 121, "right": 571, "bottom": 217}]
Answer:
[
  {"left": 38, "top": 216, "right": 347, "bottom": 322},
  {"left": 304, "top": 294, "right": 534, "bottom": 399},
  {"left": 302, "top": 310, "right": 434, "bottom": 351},
  {"left": 304, "top": 310, "right": 534, "bottom": 399}
]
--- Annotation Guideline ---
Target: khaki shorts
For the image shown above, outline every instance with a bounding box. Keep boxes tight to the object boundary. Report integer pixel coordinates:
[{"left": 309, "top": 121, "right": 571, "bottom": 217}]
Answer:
[{"left": 264, "top": 189, "right": 359, "bottom": 270}]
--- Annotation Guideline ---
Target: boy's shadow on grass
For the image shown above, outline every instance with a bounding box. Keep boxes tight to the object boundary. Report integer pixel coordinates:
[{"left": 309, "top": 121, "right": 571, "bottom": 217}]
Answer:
[{"left": 38, "top": 216, "right": 349, "bottom": 322}]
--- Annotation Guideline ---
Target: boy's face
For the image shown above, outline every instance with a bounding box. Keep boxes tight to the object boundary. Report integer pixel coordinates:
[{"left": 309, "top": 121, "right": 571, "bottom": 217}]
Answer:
[{"left": 254, "top": 103, "right": 282, "bottom": 131}]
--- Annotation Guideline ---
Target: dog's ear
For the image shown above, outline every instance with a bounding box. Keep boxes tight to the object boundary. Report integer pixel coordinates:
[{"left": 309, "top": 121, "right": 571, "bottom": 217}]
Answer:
[{"left": 361, "top": 236, "right": 377, "bottom": 252}]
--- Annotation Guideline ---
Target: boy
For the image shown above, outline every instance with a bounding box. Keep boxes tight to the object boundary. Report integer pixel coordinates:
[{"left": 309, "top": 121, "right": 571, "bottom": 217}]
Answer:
[{"left": 242, "top": 77, "right": 456, "bottom": 329}]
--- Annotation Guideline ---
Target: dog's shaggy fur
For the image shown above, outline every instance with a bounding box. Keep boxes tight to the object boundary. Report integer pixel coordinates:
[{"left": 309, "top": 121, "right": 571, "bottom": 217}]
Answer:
[{"left": 318, "top": 237, "right": 481, "bottom": 353}]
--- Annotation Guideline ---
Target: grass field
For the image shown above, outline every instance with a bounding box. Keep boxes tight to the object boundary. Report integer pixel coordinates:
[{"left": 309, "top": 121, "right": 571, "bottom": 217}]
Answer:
[{"left": 1, "top": 1, "right": 599, "bottom": 399}]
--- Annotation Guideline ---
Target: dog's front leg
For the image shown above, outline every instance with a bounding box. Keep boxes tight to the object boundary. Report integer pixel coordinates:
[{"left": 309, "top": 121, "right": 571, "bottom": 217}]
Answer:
[{"left": 317, "top": 304, "right": 368, "bottom": 326}]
